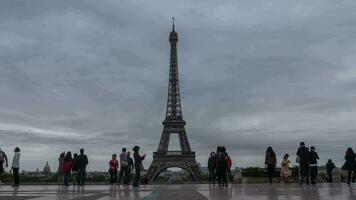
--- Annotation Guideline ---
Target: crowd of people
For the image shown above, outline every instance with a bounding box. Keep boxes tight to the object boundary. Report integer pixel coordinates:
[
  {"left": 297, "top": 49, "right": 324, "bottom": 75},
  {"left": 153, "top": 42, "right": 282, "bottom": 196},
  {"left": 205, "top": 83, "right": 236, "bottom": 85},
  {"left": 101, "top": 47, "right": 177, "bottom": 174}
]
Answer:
[
  {"left": 108, "top": 146, "right": 145, "bottom": 187},
  {"left": 57, "top": 148, "right": 89, "bottom": 186},
  {"left": 262, "top": 142, "right": 356, "bottom": 185},
  {"left": 1, "top": 143, "right": 356, "bottom": 187},
  {"left": 208, "top": 146, "right": 233, "bottom": 187}
]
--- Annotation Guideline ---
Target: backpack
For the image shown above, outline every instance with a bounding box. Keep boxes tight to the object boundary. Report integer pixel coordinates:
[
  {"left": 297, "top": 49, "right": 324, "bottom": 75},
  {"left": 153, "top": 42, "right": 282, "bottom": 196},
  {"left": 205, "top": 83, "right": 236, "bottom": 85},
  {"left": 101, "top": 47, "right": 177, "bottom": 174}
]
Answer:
[{"left": 226, "top": 156, "right": 232, "bottom": 169}]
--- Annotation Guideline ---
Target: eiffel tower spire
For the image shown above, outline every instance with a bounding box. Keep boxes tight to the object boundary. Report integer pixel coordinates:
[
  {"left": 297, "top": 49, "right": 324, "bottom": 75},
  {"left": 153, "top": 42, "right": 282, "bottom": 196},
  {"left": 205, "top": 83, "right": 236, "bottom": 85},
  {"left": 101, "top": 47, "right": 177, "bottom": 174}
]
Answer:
[{"left": 165, "top": 17, "right": 183, "bottom": 122}]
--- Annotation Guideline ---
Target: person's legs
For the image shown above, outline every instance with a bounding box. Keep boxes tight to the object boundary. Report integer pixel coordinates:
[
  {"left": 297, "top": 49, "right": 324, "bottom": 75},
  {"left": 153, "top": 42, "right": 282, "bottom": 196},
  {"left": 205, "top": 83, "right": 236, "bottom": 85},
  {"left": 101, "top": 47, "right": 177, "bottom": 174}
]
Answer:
[
  {"left": 310, "top": 167, "right": 317, "bottom": 184},
  {"left": 64, "top": 174, "right": 69, "bottom": 186},
  {"left": 118, "top": 167, "right": 124, "bottom": 185},
  {"left": 209, "top": 170, "right": 214, "bottom": 184},
  {"left": 267, "top": 166, "right": 274, "bottom": 184},
  {"left": 347, "top": 170, "right": 352, "bottom": 184},
  {"left": 305, "top": 166, "right": 310, "bottom": 185},
  {"left": 13, "top": 168, "right": 19, "bottom": 186},
  {"left": 328, "top": 172, "right": 332, "bottom": 183},
  {"left": 133, "top": 167, "right": 140, "bottom": 187}
]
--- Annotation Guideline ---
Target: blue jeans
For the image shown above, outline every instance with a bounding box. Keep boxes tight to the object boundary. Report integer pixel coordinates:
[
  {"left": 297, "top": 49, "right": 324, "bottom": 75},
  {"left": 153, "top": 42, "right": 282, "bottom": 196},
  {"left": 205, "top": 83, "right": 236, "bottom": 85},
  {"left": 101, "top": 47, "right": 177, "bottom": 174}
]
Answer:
[{"left": 64, "top": 174, "right": 70, "bottom": 186}]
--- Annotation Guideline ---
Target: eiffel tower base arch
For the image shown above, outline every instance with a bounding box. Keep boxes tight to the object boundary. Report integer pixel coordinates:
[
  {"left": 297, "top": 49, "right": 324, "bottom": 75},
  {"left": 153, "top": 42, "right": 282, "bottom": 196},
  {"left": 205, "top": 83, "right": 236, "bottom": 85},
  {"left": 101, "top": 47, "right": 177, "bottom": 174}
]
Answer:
[{"left": 146, "top": 152, "right": 202, "bottom": 182}]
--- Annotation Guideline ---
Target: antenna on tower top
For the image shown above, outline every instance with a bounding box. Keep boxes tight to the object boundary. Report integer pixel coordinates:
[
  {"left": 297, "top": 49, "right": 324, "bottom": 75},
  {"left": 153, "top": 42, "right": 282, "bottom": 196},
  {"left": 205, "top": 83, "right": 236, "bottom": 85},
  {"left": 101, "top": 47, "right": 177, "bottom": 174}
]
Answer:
[{"left": 172, "top": 17, "right": 175, "bottom": 31}]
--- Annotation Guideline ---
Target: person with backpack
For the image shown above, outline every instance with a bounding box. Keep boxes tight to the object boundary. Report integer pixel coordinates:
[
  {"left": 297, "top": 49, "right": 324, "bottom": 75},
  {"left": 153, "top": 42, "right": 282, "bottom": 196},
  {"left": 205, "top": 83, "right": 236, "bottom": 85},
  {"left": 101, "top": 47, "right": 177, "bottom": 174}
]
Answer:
[
  {"left": 118, "top": 148, "right": 128, "bottom": 185},
  {"left": 296, "top": 142, "right": 310, "bottom": 185},
  {"left": 109, "top": 154, "right": 119, "bottom": 185},
  {"left": 265, "top": 146, "right": 277, "bottom": 184},
  {"left": 11, "top": 147, "right": 21, "bottom": 187},
  {"left": 309, "top": 146, "right": 319, "bottom": 184},
  {"left": 208, "top": 152, "right": 216, "bottom": 184},
  {"left": 76, "top": 148, "right": 88, "bottom": 186},
  {"left": 0, "top": 148, "right": 8, "bottom": 184}
]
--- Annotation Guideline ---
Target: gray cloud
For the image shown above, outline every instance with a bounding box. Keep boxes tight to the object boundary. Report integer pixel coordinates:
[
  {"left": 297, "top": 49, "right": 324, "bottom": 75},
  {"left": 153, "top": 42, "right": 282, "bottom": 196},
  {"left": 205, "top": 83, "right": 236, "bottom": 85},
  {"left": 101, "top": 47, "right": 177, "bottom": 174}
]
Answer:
[{"left": 0, "top": 0, "right": 356, "bottom": 171}]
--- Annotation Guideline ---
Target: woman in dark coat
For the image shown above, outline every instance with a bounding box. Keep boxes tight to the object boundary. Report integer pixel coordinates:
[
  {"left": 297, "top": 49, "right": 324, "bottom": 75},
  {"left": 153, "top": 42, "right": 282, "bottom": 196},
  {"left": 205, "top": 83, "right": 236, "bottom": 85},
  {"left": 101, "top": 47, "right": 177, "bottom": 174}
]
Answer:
[
  {"left": 265, "top": 146, "right": 277, "bottom": 184},
  {"left": 216, "top": 146, "right": 228, "bottom": 187},
  {"left": 342, "top": 147, "right": 356, "bottom": 184}
]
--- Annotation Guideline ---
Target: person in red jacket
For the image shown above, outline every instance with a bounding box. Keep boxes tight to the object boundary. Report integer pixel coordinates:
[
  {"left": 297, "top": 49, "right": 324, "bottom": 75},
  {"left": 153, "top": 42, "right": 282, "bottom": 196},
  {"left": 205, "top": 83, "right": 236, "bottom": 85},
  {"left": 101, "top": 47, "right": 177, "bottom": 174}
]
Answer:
[
  {"left": 63, "top": 151, "right": 73, "bottom": 186},
  {"left": 109, "top": 154, "right": 119, "bottom": 185}
]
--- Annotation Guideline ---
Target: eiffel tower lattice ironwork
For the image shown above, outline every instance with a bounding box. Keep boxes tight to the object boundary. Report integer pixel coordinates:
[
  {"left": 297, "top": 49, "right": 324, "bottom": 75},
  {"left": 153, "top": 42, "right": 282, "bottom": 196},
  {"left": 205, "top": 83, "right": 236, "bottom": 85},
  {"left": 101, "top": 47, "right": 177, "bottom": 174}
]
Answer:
[{"left": 146, "top": 18, "right": 202, "bottom": 182}]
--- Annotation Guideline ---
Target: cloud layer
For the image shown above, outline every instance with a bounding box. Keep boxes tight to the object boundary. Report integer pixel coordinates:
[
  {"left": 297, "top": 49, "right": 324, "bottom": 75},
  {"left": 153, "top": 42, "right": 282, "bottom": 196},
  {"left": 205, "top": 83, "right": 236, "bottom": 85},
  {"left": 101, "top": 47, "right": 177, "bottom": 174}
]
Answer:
[{"left": 1, "top": 0, "right": 356, "bottom": 171}]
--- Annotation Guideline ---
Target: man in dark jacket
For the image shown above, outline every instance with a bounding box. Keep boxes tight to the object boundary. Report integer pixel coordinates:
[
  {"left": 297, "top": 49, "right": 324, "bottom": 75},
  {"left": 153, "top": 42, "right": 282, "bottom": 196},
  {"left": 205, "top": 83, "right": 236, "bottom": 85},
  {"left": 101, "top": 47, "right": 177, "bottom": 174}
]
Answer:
[
  {"left": 309, "top": 146, "right": 319, "bottom": 184},
  {"left": 296, "top": 142, "right": 310, "bottom": 185},
  {"left": 76, "top": 148, "right": 89, "bottom": 185}
]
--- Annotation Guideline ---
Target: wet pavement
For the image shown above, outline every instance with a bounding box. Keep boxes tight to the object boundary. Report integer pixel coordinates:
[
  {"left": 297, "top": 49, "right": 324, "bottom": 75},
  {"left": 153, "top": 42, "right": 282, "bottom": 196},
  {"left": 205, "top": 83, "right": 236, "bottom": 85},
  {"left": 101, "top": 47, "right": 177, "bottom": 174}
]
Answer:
[{"left": 0, "top": 183, "right": 355, "bottom": 199}]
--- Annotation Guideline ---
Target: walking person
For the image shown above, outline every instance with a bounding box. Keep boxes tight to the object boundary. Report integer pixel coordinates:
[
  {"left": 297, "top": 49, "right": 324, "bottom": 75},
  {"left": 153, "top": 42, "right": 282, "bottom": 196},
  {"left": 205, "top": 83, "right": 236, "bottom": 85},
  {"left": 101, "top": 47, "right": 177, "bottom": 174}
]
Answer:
[
  {"left": 76, "top": 148, "right": 88, "bottom": 186},
  {"left": 72, "top": 153, "right": 78, "bottom": 186},
  {"left": 133, "top": 146, "right": 145, "bottom": 187},
  {"left": 280, "top": 154, "right": 292, "bottom": 183},
  {"left": 11, "top": 147, "right": 21, "bottom": 187},
  {"left": 118, "top": 148, "right": 128, "bottom": 185},
  {"left": 0, "top": 148, "right": 8, "bottom": 185},
  {"left": 342, "top": 147, "right": 356, "bottom": 185},
  {"left": 326, "top": 159, "right": 336, "bottom": 183},
  {"left": 296, "top": 142, "right": 310, "bottom": 185},
  {"left": 208, "top": 152, "right": 216, "bottom": 184},
  {"left": 57, "top": 152, "right": 65, "bottom": 183},
  {"left": 109, "top": 154, "right": 118, "bottom": 185},
  {"left": 309, "top": 146, "right": 319, "bottom": 184},
  {"left": 265, "top": 146, "right": 277, "bottom": 184},
  {"left": 63, "top": 151, "right": 74, "bottom": 186},
  {"left": 126, "top": 151, "right": 134, "bottom": 184}
]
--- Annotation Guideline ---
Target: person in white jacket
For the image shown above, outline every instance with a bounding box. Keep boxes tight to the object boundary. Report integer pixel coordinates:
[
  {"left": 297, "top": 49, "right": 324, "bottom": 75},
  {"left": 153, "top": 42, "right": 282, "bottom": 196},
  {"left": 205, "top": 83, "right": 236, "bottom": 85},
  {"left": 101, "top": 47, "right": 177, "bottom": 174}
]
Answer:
[{"left": 11, "top": 147, "right": 21, "bottom": 187}]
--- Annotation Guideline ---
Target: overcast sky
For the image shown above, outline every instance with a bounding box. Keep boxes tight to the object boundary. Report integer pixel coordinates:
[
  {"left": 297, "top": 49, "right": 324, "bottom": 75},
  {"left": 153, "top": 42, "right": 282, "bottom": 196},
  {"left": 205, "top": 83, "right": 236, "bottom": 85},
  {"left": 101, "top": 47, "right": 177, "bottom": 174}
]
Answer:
[{"left": 1, "top": 0, "right": 356, "bottom": 171}]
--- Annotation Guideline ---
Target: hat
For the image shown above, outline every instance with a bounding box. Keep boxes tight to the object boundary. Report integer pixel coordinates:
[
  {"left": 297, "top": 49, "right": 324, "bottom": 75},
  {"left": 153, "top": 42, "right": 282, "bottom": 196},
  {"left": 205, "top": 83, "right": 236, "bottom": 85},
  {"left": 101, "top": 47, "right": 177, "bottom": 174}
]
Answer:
[{"left": 133, "top": 146, "right": 140, "bottom": 151}]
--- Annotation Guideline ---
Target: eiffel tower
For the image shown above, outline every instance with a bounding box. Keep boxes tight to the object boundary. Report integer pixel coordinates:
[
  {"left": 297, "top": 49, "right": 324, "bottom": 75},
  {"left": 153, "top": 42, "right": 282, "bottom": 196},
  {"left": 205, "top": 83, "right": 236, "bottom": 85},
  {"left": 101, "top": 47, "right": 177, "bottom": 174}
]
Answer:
[{"left": 146, "top": 18, "right": 202, "bottom": 182}]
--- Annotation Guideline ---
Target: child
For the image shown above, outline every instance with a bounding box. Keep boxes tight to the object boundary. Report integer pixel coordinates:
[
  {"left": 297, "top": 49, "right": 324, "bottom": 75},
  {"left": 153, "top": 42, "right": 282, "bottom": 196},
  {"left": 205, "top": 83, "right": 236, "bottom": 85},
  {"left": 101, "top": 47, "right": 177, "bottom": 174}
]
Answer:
[
  {"left": 280, "top": 154, "right": 292, "bottom": 183},
  {"left": 109, "top": 154, "right": 118, "bottom": 185},
  {"left": 326, "top": 159, "right": 336, "bottom": 183}
]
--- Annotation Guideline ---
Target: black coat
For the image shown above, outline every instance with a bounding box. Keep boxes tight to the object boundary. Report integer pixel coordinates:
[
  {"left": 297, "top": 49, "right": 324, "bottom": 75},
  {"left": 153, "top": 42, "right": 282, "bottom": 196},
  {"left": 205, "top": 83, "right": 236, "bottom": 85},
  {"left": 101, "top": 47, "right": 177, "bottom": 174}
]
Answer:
[
  {"left": 342, "top": 153, "right": 356, "bottom": 171},
  {"left": 208, "top": 157, "right": 216, "bottom": 170},
  {"left": 76, "top": 154, "right": 88, "bottom": 169},
  {"left": 309, "top": 151, "right": 319, "bottom": 164},
  {"left": 297, "top": 146, "right": 310, "bottom": 166}
]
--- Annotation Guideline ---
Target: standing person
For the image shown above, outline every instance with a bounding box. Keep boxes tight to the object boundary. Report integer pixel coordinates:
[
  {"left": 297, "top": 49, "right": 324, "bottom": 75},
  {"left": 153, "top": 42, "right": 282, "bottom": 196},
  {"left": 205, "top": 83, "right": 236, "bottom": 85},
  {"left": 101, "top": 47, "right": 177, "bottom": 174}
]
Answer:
[
  {"left": 208, "top": 152, "right": 216, "bottom": 184},
  {"left": 326, "top": 159, "right": 336, "bottom": 183},
  {"left": 280, "top": 154, "right": 292, "bottom": 183},
  {"left": 216, "top": 146, "right": 228, "bottom": 187},
  {"left": 76, "top": 148, "right": 88, "bottom": 186},
  {"left": 72, "top": 153, "right": 78, "bottom": 186},
  {"left": 342, "top": 147, "right": 356, "bottom": 185},
  {"left": 118, "top": 147, "right": 129, "bottom": 185},
  {"left": 133, "top": 146, "right": 145, "bottom": 187},
  {"left": 57, "top": 152, "right": 65, "bottom": 183},
  {"left": 309, "top": 146, "right": 319, "bottom": 184},
  {"left": 296, "top": 142, "right": 310, "bottom": 185},
  {"left": 126, "top": 151, "right": 134, "bottom": 184},
  {"left": 11, "top": 147, "right": 21, "bottom": 187},
  {"left": 0, "top": 148, "right": 8, "bottom": 184},
  {"left": 118, "top": 148, "right": 128, "bottom": 185},
  {"left": 63, "top": 151, "right": 73, "bottom": 186},
  {"left": 109, "top": 154, "right": 118, "bottom": 185},
  {"left": 265, "top": 146, "right": 277, "bottom": 184}
]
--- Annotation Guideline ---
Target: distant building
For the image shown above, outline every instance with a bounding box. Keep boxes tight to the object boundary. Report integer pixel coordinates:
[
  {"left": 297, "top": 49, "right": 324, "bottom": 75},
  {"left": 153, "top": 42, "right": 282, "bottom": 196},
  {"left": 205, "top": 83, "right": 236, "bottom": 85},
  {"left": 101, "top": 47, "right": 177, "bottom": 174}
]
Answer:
[{"left": 43, "top": 161, "right": 51, "bottom": 175}]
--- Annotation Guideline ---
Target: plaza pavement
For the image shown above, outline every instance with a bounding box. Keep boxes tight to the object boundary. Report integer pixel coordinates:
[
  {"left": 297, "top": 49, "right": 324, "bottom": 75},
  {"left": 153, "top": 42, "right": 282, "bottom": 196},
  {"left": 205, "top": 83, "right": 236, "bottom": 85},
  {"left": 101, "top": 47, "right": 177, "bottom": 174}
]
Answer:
[{"left": 0, "top": 183, "right": 355, "bottom": 200}]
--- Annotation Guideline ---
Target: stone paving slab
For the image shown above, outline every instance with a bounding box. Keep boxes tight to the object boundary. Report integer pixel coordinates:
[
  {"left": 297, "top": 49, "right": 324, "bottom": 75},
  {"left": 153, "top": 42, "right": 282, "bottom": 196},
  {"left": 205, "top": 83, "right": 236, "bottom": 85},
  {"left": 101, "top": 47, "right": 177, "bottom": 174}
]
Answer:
[{"left": 0, "top": 184, "right": 355, "bottom": 200}]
